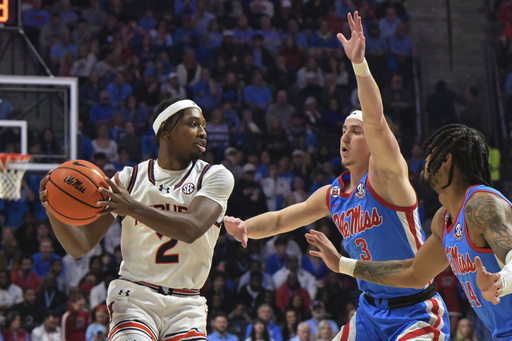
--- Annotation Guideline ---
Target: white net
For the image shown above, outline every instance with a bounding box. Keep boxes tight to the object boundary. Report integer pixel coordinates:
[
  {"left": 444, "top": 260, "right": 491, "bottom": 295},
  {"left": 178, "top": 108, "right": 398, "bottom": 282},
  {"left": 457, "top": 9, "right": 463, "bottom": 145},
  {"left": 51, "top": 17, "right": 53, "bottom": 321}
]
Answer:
[{"left": 0, "top": 154, "right": 32, "bottom": 200}]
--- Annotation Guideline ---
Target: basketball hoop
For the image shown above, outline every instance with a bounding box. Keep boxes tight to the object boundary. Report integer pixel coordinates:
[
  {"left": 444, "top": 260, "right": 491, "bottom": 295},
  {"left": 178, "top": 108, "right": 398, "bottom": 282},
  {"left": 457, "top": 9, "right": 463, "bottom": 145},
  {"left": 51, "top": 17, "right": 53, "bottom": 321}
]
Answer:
[{"left": 0, "top": 153, "right": 32, "bottom": 200}]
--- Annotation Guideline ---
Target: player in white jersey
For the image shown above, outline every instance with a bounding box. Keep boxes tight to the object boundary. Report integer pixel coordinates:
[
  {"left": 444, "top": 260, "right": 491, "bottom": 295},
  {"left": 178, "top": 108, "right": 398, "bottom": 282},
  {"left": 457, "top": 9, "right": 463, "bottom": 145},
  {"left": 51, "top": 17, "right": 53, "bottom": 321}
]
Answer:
[{"left": 39, "top": 98, "right": 235, "bottom": 341}]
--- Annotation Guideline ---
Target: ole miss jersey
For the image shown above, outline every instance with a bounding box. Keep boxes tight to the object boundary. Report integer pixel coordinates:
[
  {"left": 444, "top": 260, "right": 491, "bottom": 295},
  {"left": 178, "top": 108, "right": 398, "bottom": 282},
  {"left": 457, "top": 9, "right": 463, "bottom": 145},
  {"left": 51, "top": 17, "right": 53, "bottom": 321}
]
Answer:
[
  {"left": 443, "top": 185, "right": 512, "bottom": 339},
  {"left": 328, "top": 172, "right": 426, "bottom": 298},
  {"left": 115, "top": 159, "right": 234, "bottom": 290}
]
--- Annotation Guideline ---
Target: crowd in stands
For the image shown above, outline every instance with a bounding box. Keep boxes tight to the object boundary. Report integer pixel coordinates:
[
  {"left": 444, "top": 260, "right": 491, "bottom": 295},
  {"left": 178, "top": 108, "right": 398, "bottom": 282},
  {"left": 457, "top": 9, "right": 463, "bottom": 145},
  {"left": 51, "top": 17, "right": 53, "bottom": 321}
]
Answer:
[{"left": 0, "top": 0, "right": 493, "bottom": 339}]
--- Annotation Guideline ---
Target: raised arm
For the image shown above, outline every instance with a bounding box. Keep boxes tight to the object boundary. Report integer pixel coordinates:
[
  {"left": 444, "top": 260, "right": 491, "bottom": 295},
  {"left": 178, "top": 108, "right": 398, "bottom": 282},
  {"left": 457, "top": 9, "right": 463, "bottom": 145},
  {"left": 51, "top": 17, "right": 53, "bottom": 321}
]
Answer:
[
  {"left": 338, "top": 12, "right": 413, "bottom": 206},
  {"left": 306, "top": 207, "right": 450, "bottom": 288},
  {"left": 224, "top": 185, "right": 331, "bottom": 247},
  {"left": 465, "top": 192, "right": 512, "bottom": 304}
]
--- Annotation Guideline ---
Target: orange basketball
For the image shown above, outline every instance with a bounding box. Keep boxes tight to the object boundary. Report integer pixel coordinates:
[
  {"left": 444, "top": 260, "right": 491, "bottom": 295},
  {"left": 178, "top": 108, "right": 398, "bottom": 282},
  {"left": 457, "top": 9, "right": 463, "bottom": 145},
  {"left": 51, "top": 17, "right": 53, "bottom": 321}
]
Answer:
[{"left": 46, "top": 160, "right": 109, "bottom": 226}]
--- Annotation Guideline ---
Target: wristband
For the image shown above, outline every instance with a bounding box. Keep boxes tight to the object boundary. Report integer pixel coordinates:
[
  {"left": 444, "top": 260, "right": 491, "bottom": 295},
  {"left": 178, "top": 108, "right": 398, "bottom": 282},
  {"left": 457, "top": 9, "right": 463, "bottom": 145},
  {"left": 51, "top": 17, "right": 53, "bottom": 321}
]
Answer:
[
  {"left": 338, "top": 256, "right": 357, "bottom": 276},
  {"left": 352, "top": 59, "right": 371, "bottom": 77},
  {"left": 499, "top": 250, "right": 512, "bottom": 297}
]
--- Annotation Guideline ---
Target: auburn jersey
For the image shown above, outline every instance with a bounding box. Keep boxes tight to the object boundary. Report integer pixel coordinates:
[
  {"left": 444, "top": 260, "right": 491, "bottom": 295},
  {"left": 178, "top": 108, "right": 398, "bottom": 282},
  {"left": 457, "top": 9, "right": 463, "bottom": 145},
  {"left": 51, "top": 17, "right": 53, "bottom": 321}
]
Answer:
[{"left": 115, "top": 159, "right": 234, "bottom": 289}]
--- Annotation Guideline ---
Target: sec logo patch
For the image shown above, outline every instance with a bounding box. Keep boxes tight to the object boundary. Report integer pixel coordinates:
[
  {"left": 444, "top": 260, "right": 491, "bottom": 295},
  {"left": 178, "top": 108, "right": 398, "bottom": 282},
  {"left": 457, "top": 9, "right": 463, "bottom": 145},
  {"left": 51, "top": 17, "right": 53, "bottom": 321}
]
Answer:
[
  {"left": 182, "top": 183, "right": 195, "bottom": 194},
  {"left": 454, "top": 223, "right": 463, "bottom": 241},
  {"left": 331, "top": 186, "right": 340, "bottom": 198},
  {"left": 355, "top": 182, "right": 366, "bottom": 199}
]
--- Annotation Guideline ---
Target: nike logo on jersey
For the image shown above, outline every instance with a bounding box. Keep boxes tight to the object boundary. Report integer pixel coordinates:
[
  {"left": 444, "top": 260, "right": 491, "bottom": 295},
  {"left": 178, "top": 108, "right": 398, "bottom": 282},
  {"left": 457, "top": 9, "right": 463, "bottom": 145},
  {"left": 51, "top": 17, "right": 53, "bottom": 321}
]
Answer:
[{"left": 333, "top": 203, "right": 339, "bottom": 207}]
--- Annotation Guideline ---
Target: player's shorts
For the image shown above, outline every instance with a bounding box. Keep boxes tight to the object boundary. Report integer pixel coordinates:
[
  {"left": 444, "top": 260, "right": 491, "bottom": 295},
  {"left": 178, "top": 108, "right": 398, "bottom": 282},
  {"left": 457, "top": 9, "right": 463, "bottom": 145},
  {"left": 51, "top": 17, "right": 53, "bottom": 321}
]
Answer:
[
  {"left": 106, "top": 279, "right": 208, "bottom": 341},
  {"left": 334, "top": 288, "right": 450, "bottom": 340}
]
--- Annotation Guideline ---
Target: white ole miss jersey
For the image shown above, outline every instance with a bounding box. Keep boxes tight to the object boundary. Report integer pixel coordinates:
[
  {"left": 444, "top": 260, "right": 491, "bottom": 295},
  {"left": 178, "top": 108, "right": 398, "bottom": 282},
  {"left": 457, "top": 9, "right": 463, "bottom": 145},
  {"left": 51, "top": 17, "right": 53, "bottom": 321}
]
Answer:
[{"left": 115, "top": 158, "right": 234, "bottom": 290}]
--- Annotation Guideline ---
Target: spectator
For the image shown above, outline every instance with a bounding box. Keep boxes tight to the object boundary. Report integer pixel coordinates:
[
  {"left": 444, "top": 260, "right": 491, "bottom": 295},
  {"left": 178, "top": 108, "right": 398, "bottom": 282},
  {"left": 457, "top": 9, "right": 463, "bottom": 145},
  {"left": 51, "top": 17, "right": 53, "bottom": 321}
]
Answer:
[
  {"left": 458, "top": 86, "right": 484, "bottom": 131},
  {"left": 70, "top": 44, "right": 97, "bottom": 79},
  {"left": 50, "top": 32, "right": 77, "bottom": 73},
  {"left": 11, "top": 255, "right": 41, "bottom": 292},
  {"left": 365, "top": 23, "right": 388, "bottom": 85},
  {"left": 304, "top": 301, "right": 338, "bottom": 338},
  {"left": 245, "top": 317, "right": 275, "bottom": 341},
  {"left": 88, "top": 90, "right": 117, "bottom": 129},
  {"left": 233, "top": 15, "right": 254, "bottom": 46},
  {"left": 434, "top": 266, "right": 462, "bottom": 337},
  {"left": 62, "top": 252, "right": 89, "bottom": 293},
  {"left": 117, "top": 124, "right": 142, "bottom": 164},
  {"left": 207, "top": 109, "right": 230, "bottom": 160},
  {"left": 267, "top": 55, "right": 297, "bottom": 93},
  {"left": 22, "top": 0, "right": 51, "bottom": 47},
  {"left": 381, "top": 74, "right": 414, "bottom": 140},
  {"left": 61, "top": 291, "right": 88, "bottom": 341},
  {"left": 0, "top": 270, "right": 23, "bottom": 313},
  {"left": 274, "top": 271, "right": 311, "bottom": 315},
  {"left": 80, "top": 0, "right": 106, "bottom": 32},
  {"left": 160, "top": 73, "right": 187, "bottom": 102},
  {"left": 261, "top": 163, "right": 292, "bottom": 212},
  {"left": 204, "top": 271, "right": 238, "bottom": 315},
  {"left": 245, "top": 305, "right": 282, "bottom": 341},
  {"left": 9, "top": 288, "right": 42, "bottom": 333},
  {"left": 453, "top": 318, "right": 479, "bottom": 341},
  {"left": 204, "top": 18, "right": 223, "bottom": 50},
  {"left": 91, "top": 123, "right": 119, "bottom": 163},
  {"left": 227, "top": 303, "right": 252, "bottom": 340},
  {"left": 315, "top": 320, "right": 334, "bottom": 341},
  {"left": 106, "top": 71, "right": 133, "bottom": 109},
  {"left": 301, "top": 244, "right": 329, "bottom": 281},
  {"left": 238, "top": 260, "right": 275, "bottom": 293},
  {"left": 176, "top": 49, "right": 202, "bottom": 88},
  {"left": 89, "top": 270, "right": 117, "bottom": 311},
  {"left": 32, "top": 239, "right": 61, "bottom": 278},
  {"left": 309, "top": 20, "right": 339, "bottom": 58},
  {"left": 208, "top": 314, "right": 239, "bottom": 341},
  {"left": 31, "top": 310, "right": 61, "bottom": 341},
  {"left": 378, "top": 7, "right": 401, "bottom": 39},
  {"left": 388, "top": 22, "right": 412, "bottom": 77},
  {"left": 238, "top": 271, "right": 266, "bottom": 316},
  {"left": 2, "top": 312, "right": 29, "bottom": 341},
  {"left": 289, "top": 322, "right": 312, "bottom": 341},
  {"left": 71, "top": 19, "right": 93, "bottom": 46},
  {"left": 228, "top": 163, "right": 268, "bottom": 220},
  {"left": 85, "top": 305, "right": 108, "bottom": 341},
  {"left": 296, "top": 57, "right": 324, "bottom": 101},
  {"left": 248, "top": 34, "right": 274, "bottom": 73},
  {"left": 255, "top": 16, "right": 281, "bottom": 56},
  {"left": 243, "top": 70, "right": 273, "bottom": 130},
  {"left": 280, "top": 309, "right": 298, "bottom": 341},
  {"left": 425, "top": 80, "right": 459, "bottom": 134},
  {"left": 273, "top": 255, "right": 317, "bottom": 301},
  {"left": 190, "top": 68, "right": 221, "bottom": 115}
]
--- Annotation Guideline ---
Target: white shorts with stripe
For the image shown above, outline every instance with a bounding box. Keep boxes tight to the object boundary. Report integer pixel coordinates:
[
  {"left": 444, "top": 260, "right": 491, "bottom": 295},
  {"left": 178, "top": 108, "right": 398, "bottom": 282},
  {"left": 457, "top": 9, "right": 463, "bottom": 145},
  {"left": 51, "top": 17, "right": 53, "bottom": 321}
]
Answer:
[{"left": 107, "top": 279, "right": 208, "bottom": 341}]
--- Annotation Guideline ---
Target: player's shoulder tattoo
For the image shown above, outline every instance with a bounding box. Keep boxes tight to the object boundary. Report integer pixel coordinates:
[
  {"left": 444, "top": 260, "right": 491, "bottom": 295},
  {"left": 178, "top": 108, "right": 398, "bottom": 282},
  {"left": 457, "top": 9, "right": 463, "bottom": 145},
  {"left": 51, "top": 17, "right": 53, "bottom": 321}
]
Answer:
[{"left": 465, "top": 192, "right": 512, "bottom": 260}]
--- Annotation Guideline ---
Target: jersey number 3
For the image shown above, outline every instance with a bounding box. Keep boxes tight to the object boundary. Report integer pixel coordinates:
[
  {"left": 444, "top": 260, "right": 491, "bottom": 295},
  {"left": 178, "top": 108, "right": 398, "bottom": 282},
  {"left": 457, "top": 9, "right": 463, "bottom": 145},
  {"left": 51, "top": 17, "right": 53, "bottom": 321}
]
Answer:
[{"left": 355, "top": 238, "right": 372, "bottom": 260}]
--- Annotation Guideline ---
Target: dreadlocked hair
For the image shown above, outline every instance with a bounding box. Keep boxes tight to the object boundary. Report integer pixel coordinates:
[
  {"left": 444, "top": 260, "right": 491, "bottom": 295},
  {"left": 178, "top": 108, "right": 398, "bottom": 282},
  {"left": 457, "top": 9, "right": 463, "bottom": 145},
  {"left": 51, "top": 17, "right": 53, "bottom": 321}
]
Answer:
[
  {"left": 423, "top": 124, "right": 491, "bottom": 189},
  {"left": 153, "top": 97, "right": 187, "bottom": 144}
]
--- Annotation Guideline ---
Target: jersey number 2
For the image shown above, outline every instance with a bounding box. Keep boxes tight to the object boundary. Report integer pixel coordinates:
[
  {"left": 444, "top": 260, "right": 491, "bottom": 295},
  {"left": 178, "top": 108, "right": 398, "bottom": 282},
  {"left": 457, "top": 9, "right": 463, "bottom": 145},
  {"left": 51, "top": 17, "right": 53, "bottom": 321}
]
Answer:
[{"left": 155, "top": 237, "right": 179, "bottom": 264}]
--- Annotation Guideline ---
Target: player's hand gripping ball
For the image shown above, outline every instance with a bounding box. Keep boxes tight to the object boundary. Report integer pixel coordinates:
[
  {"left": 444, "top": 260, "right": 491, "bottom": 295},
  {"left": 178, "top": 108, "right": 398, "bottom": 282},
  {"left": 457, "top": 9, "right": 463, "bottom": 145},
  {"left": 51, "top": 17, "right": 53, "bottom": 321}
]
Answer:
[{"left": 45, "top": 160, "right": 109, "bottom": 225}]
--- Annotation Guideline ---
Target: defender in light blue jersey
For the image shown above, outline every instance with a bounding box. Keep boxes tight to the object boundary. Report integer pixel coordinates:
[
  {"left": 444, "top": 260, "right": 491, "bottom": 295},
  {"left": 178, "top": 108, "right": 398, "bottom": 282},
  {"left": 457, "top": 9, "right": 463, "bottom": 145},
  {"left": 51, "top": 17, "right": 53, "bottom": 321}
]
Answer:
[
  {"left": 307, "top": 123, "right": 512, "bottom": 340},
  {"left": 225, "top": 12, "right": 450, "bottom": 340}
]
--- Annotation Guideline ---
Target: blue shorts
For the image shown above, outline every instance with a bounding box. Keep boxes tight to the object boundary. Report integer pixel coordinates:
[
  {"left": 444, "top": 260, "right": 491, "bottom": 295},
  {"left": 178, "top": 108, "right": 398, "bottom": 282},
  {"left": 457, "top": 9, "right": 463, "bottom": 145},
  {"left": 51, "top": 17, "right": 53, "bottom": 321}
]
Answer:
[{"left": 334, "top": 292, "right": 450, "bottom": 340}]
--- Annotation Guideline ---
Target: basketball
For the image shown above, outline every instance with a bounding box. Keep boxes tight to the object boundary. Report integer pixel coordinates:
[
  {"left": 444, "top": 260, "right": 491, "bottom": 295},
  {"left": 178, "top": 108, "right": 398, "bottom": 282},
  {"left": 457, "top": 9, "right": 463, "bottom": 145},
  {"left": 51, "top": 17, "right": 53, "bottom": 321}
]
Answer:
[{"left": 46, "top": 160, "right": 109, "bottom": 226}]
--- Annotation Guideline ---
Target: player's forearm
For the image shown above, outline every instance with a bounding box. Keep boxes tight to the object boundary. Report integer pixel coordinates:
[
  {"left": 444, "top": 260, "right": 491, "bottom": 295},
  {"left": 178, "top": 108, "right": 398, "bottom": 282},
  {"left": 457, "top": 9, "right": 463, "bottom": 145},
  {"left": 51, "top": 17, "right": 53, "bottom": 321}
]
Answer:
[
  {"left": 352, "top": 258, "right": 428, "bottom": 289},
  {"left": 48, "top": 212, "right": 111, "bottom": 258},
  {"left": 356, "top": 72, "right": 385, "bottom": 124},
  {"left": 245, "top": 211, "right": 284, "bottom": 239}
]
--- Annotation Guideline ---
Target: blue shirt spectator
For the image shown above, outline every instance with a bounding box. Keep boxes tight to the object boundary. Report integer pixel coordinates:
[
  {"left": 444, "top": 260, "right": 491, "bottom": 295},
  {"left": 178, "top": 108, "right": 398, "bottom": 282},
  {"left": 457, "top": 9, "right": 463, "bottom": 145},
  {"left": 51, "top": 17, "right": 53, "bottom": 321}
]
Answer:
[
  {"left": 106, "top": 72, "right": 133, "bottom": 108},
  {"left": 174, "top": 0, "right": 197, "bottom": 19},
  {"left": 0, "top": 98, "right": 14, "bottom": 120},
  {"left": 32, "top": 239, "right": 61, "bottom": 278},
  {"left": 22, "top": 2, "right": 50, "bottom": 29},
  {"left": 208, "top": 315, "right": 239, "bottom": 341},
  {"left": 89, "top": 90, "right": 117, "bottom": 126},
  {"left": 243, "top": 72, "right": 272, "bottom": 111}
]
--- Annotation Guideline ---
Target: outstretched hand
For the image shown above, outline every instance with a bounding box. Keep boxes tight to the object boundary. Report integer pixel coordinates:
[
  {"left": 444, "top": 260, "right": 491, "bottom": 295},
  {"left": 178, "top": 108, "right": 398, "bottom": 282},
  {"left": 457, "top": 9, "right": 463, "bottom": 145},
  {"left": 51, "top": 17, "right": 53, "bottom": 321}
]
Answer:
[
  {"left": 223, "top": 216, "right": 248, "bottom": 248},
  {"left": 305, "top": 229, "right": 342, "bottom": 273},
  {"left": 337, "top": 11, "right": 365, "bottom": 64},
  {"left": 97, "top": 172, "right": 137, "bottom": 216},
  {"left": 475, "top": 256, "right": 502, "bottom": 304}
]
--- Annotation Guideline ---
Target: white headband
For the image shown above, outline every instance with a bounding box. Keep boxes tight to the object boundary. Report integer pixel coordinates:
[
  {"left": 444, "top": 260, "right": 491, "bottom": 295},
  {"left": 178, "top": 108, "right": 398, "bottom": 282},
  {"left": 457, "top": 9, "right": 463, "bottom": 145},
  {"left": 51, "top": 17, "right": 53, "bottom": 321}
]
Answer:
[
  {"left": 152, "top": 99, "right": 202, "bottom": 135},
  {"left": 345, "top": 110, "right": 363, "bottom": 123}
]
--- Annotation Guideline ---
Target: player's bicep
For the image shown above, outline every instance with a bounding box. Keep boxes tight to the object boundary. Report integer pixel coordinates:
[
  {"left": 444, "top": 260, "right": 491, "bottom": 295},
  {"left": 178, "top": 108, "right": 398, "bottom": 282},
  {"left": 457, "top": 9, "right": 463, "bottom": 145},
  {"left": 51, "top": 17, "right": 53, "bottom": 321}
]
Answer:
[{"left": 466, "top": 192, "right": 512, "bottom": 263}]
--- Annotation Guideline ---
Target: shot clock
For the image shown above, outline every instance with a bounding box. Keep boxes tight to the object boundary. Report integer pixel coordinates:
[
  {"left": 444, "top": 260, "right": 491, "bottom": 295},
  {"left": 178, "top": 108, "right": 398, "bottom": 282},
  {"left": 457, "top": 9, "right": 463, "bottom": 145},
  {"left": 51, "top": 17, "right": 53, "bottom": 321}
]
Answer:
[{"left": 0, "top": 0, "right": 20, "bottom": 29}]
